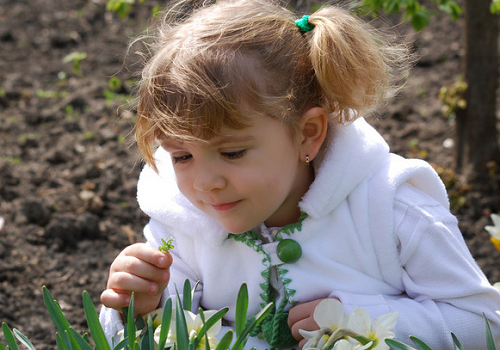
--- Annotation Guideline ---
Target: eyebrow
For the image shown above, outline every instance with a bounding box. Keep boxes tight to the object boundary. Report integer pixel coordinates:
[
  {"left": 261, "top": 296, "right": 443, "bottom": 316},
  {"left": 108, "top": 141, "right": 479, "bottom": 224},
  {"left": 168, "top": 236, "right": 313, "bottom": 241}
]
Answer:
[{"left": 209, "top": 134, "right": 255, "bottom": 147}]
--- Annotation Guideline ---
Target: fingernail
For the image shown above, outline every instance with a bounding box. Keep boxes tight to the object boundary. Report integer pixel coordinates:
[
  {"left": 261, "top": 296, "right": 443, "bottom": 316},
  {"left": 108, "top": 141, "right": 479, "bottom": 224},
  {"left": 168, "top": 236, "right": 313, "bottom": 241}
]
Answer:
[{"left": 158, "top": 256, "right": 166, "bottom": 266}]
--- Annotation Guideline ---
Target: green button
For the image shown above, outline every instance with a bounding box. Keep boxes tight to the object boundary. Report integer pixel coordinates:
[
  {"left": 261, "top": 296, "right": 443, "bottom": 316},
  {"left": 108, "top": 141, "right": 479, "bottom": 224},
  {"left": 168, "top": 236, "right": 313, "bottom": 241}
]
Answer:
[{"left": 276, "top": 239, "right": 302, "bottom": 263}]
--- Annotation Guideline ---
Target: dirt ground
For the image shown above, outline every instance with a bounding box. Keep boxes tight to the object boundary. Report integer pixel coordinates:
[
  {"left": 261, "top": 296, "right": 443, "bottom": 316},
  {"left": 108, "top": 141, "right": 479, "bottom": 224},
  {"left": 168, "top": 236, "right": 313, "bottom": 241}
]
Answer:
[{"left": 1, "top": 0, "right": 500, "bottom": 348}]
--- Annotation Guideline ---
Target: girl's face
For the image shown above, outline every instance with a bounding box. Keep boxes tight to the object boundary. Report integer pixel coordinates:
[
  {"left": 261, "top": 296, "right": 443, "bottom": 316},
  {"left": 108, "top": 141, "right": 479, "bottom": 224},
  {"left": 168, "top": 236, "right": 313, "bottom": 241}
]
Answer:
[{"left": 160, "top": 116, "right": 314, "bottom": 233}]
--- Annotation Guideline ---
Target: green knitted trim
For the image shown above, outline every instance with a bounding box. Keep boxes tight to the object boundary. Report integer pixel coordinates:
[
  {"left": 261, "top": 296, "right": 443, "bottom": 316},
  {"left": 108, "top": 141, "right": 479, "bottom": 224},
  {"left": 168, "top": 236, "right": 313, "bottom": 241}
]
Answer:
[
  {"left": 228, "top": 231, "right": 273, "bottom": 307},
  {"left": 227, "top": 213, "right": 307, "bottom": 349}
]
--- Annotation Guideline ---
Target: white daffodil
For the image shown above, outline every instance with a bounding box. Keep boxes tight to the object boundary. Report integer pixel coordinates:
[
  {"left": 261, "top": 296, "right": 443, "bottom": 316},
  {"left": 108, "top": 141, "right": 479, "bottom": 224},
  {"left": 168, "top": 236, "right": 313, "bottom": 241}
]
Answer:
[
  {"left": 485, "top": 213, "right": 500, "bottom": 252},
  {"left": 300, "top": 299, "right": 348, "bottom": 349},
  {"left": 154, "top": 309, "right": 221, "bottom": 350},
  {"left": 346, "top": 307, "right": 398, "bottom": 350}
]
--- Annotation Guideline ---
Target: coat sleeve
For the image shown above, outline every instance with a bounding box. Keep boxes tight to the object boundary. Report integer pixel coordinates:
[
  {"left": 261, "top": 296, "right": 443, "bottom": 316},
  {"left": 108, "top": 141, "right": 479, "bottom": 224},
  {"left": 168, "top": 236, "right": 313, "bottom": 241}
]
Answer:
[{"left": 332, "top": 184, "right": 500, "bottom": 349}]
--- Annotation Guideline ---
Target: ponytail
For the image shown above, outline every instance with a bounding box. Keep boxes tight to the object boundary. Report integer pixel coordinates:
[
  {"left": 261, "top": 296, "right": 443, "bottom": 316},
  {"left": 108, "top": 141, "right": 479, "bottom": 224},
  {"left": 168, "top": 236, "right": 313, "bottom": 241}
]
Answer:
[{"left": 305, "top": 7, "right": 411, "bottom": 122}]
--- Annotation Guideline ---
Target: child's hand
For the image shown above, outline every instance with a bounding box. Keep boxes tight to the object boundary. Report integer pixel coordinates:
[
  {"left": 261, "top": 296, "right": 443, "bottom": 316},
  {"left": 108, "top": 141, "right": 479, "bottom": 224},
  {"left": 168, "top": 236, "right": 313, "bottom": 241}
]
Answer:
[
  {"left": 100, "top": 243, "right": 173, "bottom": 316},
  {"left": 288, "top": 298, "right": 334, "bottom": 349}
]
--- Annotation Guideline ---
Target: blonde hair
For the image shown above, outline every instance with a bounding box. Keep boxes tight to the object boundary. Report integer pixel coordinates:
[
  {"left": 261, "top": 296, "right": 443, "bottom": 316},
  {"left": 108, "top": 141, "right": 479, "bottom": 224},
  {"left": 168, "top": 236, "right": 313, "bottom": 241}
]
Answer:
[{"left": 134, "top": 0, "right": 411, "bottom": 168}]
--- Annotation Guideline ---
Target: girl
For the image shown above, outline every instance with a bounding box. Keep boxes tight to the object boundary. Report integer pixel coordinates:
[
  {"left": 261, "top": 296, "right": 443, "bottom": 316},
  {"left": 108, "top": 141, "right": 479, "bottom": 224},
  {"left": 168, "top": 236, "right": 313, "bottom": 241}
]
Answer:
[{"left": 99, "top": 0, "right": 500, "bottom": 348}]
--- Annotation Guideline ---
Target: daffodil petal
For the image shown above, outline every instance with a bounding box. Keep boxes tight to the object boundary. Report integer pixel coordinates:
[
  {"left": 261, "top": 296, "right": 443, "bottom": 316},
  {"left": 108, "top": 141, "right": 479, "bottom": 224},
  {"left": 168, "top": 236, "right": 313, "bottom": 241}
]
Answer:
[
  {"left": 346, "top": 307, "right": 371, "bottom": 334},
  {"left": 314, "top": 299, "right": 346, "bottom": 329},
  {"left": 491, "top": 213, "right": 500, "bottom": 228},
  {"left": 485, "top": 226, "right": 500, "bottom": 239}
]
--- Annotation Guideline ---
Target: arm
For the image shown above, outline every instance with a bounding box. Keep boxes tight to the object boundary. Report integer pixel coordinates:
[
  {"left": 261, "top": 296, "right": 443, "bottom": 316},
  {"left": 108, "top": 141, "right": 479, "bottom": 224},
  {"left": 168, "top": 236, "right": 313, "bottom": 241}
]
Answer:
[{"left": 334, "top": 184, "right": 500, "bottom": 349}]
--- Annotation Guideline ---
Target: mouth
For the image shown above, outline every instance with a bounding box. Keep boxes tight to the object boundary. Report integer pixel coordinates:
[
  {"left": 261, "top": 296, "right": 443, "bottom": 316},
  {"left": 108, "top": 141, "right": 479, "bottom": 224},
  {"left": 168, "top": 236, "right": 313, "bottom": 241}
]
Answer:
[{"left": 210, "top": 200, "right": 242, "bottom": 211}]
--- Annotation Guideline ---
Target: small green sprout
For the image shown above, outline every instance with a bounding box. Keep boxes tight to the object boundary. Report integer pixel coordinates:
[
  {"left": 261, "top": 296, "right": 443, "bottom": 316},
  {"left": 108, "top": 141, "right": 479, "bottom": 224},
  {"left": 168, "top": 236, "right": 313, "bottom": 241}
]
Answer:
[{"left": 159, "top": 237, "right": 175, "bottom": 253}]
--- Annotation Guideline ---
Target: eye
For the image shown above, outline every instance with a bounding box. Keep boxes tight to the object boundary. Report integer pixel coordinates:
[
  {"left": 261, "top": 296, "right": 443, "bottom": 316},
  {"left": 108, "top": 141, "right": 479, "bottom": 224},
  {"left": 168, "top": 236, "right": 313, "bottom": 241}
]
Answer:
[
  {"left": 221, "top": 149, "right": 247, "bottom": 160},
  {"left": 171, "top": 154, "right": 192, "bottom": 164}
]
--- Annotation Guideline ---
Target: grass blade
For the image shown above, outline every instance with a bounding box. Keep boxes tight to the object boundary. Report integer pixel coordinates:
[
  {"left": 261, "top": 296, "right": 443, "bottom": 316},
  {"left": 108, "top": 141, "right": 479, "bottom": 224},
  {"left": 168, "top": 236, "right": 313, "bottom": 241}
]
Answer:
[
  {"left": 194, "top": 308, "right": 229, "bottom": 346},
  {"left": 451, "top": 332, "right": 465, "bottom": 350},
  {"left": 126, "top": 294, "right": 138, "bottom": 350},
  {"left": 13, "top": 328, "right": 36, "bottom": 350},
  {"left": 0, "top": 342, "right": 7, "bottom": 350},
  {"left": 385, "top": 338, "right": 418, "bottom": 350},
  {"left": 147, "top": 314, "right": 155, "bottom": 350},
  {"left": 157, "top": 298, "right": 173, "bottom": 350},
  {"left": 409, "top": 336, "right": 433, "bottom": 350},
  {"left": 82, "top": 291, "right": 111, "bottom": 350},
  {"left": 175, "top": 289, "right": 189, "bottom": 350},
  {"left": 484, "top": 313, "right": 496, "bottom": 350},
  {"left": 234, "top": 284, "right": 248, "bottom": 336},
  {"left": 69, "top": 328, "right": 93, "bottom": 350},
  {"left": 182, "top": 280, "right": 192, "bottom": 312},
  {"left": 231, "top": 303, "right": 273, "bottom": 350},
  {"left": 2, "top": 322, "right": 19, "bottom": 350},
  {"left": 55, "top": 333, "right": 68, "bottom": 350},
  {"left": 214, "top": 330, "right": 233, "bottom": 350},
  {"left": 42, "top": 287, "right": 71, "bottom": 335}
]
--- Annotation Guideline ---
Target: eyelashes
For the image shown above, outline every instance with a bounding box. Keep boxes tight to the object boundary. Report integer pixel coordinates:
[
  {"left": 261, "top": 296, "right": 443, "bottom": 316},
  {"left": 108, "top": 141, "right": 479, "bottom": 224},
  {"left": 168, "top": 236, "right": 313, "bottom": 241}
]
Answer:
[{"left": 171, "top": 150, "right": 247, "bottom": 164}]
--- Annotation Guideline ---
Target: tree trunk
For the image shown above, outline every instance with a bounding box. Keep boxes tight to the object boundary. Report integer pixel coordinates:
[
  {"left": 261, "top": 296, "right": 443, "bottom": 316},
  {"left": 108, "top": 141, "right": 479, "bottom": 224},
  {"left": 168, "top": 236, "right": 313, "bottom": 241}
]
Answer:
[{"left": 455, "top": 0, "right": 500, "bottom": 180}]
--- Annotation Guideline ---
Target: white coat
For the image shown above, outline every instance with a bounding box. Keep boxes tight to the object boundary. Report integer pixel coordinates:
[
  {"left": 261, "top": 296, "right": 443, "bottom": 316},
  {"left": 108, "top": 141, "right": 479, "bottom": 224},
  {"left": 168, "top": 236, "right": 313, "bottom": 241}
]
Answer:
[{"left": 100, "top": 118, "right": 500, "bottom": 349}]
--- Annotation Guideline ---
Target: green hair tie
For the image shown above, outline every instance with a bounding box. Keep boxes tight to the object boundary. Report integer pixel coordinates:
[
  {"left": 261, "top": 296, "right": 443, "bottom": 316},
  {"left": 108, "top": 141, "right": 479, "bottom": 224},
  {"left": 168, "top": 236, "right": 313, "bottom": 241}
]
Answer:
[{"left": 295, "top": 15, "right": 313, "bottom": 33}]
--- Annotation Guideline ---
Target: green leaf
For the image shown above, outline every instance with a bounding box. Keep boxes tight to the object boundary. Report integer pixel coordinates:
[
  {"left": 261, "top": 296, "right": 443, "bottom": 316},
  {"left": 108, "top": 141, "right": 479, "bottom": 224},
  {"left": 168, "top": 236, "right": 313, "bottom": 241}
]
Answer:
[
  {"left": 126, "top": 294, "right": 138, "bottom": 350},
  {"left": 157, "top": 298, "right": 173, "bottom": 350},
  {"left": 194, "top": 307, "right": 229, "bottom": 347},
  {"left": 385, "top": 338, "right": 418, "bottom": 350},
  {"left": 2, "top": 322, "right": 19, "bottom": 350},
  {"left": 235, "top": 283, "right": 249, "bottom": 336},
  {"left": 0, "top": 342, "right": 8, "bottom": 350},
  {"left": 82, "top": 291, "right": 111, "bottom": 350},
  {"left": 383, "top": 0, "right": 401, "bottom": 13},
  {"left": 409, "top": 335, "right": 433, "bottom": 350},
  {"left": 175, "top": 290, "right": 190, "bottom": 350},
  {"left": 231, "top": 303, "right": 273, "bottom": 350},
  {"left": 55, "top": 333, "right": 68, "bottom": 350},
  {"left": 410, "top": 8, "right": 431, "bottom": 31},
  {"left": 69, "top": 328, "right": 93, "bottom": 350},
  {"left": 143, "top": 314, "right": 155, "bottom": 350},
  {"left": 491, "top": 0, "right": 500, "bottom": 14},
  {"left": 13, "top": 329, "right": 36, "bottom": 350},
  {"left": 451, "top": 332, "right": 465, "bottom": 350},
  {"left": 214, "top": 330, "right": 233, "bottom": 350},
  {"left": 484, "top": 313, "right": 496, "bottom": 350},
  {"left": 183, "top": 280, "right": 192, "bottom": 312},
  {"left": 42, "top": 287, "right": 72, "bottom": 335},
  {"left": 42, "top": 287, "right": 78, "bottom": 350}
]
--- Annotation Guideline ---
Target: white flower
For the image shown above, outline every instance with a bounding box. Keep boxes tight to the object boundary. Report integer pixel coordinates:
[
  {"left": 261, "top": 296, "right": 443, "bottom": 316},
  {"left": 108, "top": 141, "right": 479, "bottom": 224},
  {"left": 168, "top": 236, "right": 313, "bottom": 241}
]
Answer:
[
  {"left": 346, "top": 307, "right": 398, "bottom": 350},
  {"left": 485, "top": 214, "right": 500, "bottom": 252},
  {"left": 300, "top": 299, "right": 348, "bottom": 349},
  {"left": 485, "top": 214, "right": 500, "bottom": 240},
  {"left": 154, "top": 309, "right": 221, "bottom": 350}
]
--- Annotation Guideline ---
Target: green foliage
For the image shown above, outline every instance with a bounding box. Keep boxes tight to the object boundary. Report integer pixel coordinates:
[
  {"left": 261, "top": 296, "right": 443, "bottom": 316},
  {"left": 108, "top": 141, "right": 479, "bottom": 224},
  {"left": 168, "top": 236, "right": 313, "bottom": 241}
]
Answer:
[
  {"left": 106, "top": 0, "right": 146, "bottom": 18},
  {"left": 438, "top": 80, "right": 467, "bottom": 121},
  {"left": 62, "top": 51, "right": 87, "bottom": 76},
  {"left": 492, "top": 0, "right": 500, "bottom": 14},
  {"left": 0, "top": 281, "right": 273, "bottom": 350}
]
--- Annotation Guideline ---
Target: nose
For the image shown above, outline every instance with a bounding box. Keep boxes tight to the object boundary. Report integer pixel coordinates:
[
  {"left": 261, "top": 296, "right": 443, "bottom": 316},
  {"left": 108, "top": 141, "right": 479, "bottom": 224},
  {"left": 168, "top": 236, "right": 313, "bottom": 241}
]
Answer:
[{"left": 193, "top": 162, "right": 227, "bottom": 192}]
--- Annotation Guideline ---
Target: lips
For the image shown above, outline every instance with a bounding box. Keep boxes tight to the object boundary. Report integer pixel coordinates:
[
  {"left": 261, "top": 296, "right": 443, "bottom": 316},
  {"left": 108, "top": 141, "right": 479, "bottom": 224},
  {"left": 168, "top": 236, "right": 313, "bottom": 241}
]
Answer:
[{"left": 210, "top": 200, "right": 241, "bottom": 211}]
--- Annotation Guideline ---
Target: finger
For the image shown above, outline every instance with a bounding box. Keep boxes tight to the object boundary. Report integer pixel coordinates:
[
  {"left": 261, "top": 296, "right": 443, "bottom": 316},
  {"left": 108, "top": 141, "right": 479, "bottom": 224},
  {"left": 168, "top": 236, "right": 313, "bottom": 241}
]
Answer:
[
  {"left": 299, "top": 339, "right": 307, "bottom": 349},
  {"left": 288, "top": 299, "right": 321, "bottom": 326},
  {"left": 122, "top": 243, "right": 173, "bottom": 269},
  {"left": 290, "top": 316, "right": 318, "bottom": 340},
  {"left": 100, "top": 288, "right": 131, "bottom": 310},
  {"left": 108, "top": 271, "right": 162, "bottom": 295},
  {"left": 114, "top": 255, "right": 171, "bottom": 284}
]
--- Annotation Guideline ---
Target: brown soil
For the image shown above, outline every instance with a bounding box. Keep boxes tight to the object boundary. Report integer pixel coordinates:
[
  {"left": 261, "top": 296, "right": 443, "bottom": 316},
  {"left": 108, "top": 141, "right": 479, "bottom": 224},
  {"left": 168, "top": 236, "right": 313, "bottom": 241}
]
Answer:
[{"left": 1, "top": 1, "right": 499, "bottom": 349}]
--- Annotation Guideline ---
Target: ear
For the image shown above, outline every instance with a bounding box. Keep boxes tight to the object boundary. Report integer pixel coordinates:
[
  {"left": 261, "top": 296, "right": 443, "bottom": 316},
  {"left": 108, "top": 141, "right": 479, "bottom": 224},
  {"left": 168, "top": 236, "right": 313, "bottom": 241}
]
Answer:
[{"left": 298, "top": 107, "right": 328, "bottom": 162}]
